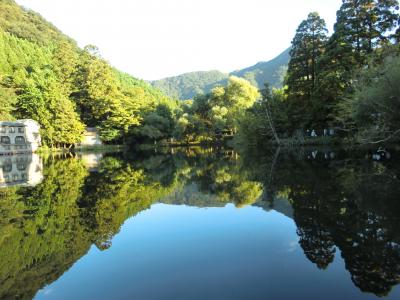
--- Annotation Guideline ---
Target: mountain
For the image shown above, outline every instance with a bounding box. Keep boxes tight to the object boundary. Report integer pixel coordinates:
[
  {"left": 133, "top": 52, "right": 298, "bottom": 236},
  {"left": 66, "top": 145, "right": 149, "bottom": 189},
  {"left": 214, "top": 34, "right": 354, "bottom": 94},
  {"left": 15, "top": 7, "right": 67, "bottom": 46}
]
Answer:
[
  {"left": 0, "top": 0, "right": 75, "bottom": 46},
  {"left": 231, "top": 48, "right": 290, "bottom": 89},
  {"left": 151, "top": 70, "right": 228, "bottom": 100},
  {"left": 151, "top": 48, "right": 290, "bottom": 100}
]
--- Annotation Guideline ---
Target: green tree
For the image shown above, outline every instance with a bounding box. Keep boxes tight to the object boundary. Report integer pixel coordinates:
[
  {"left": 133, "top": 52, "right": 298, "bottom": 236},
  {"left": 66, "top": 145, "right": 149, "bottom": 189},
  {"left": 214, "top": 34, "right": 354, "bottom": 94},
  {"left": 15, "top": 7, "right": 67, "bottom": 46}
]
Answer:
[
  {"left": 0, "top": 85, "right": 17, "bottom": 119},
  {"left": 285, "top": 12, "right": 328, "bottom": 130},
  {"left": 52, "top": 97, "right": 85, "bottom": 147},
  {"left": 236, "top": 85, "right": 288, "bottom": 146},
  {"left": 72, "top": 46, "right": 143, "bottom": 143},
  {"left": 13, "top": 65, "right": 84, "bottom": 146},
  {"left": 133, "top": 103, "right": 175, "bottom": 144},
  {"left": 317, "top": 0, "right": 399, "bottom": 126},
  {"left": 336, "top": 46, "right": 400, "bottom": 143},
  {"left": 209, "top": 76, "right": 259, "bottom": 134},
  {"left": 52, "top": 41, "right": 79, "bottom": 95}
]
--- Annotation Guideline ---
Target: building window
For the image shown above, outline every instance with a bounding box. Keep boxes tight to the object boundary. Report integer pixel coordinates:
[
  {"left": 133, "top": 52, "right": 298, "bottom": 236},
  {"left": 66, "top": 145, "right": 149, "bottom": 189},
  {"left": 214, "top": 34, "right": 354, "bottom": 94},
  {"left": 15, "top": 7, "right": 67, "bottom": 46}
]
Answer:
[
  {"left": 2, "top": 164, "right": 12, "bottom": 173},
  {"left": 0, "top": 136, "right": 11, "bottom": 144},
  {"left": 17, "top": 162, "right": 27, "bottom": 171},
  {"left": 15, "top": 136, "right": 26, "bottom": 144},
  {"left": 0, "top": 127, "right": 5, "bottom": 133},
  {"left": 18, "top": 127, "right": 24, "bottom": 133},
  {"left": 8, "top": 127, "right": 15, "bottom": 133}
]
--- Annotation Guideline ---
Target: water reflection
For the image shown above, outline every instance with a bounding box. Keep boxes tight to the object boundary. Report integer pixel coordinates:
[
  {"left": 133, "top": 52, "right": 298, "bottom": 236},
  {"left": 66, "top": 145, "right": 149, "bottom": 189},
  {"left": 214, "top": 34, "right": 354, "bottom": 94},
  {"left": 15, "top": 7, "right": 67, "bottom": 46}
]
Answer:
[
  {"left": 0, "top": 154, "right": 43, "bottom": 188},
  {"left": 246, "top": 147, "right": 400, "bottom": 296},
  {"left": 0, "top": 147, "right": 399, "bottom": 299}
]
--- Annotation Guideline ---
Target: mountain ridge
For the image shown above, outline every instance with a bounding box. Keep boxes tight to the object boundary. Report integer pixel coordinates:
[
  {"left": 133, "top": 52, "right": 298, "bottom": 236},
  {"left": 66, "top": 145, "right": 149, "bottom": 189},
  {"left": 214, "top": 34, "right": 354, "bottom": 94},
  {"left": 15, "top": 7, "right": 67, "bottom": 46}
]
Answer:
[{"left": 151, "top": 48, "right": 290, "bottom": 99}]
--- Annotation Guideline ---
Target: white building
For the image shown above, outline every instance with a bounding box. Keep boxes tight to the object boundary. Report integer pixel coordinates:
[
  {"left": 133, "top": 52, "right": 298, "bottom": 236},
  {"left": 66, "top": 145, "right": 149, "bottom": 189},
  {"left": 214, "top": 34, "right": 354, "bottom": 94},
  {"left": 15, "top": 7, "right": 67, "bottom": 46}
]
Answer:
[
  {"left": 0, "top": 153, "right": 43, "bottom": 188},
  {"left": 0, "top": 119, "right": 41, "bottom": 154},
  {"left": 80, "top": 127, "right": 102, "bottom": 146}
]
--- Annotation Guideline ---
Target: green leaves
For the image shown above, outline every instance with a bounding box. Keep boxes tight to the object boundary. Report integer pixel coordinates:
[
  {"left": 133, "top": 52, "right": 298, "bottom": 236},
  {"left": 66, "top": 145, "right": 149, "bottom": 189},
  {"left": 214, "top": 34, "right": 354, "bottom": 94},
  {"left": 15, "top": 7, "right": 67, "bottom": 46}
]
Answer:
[
  {"left": 0, "top": 1, "right": 180, "bottom": 147},
  {"left": 285, "top": 12, "right": 328, "bottom": 130},
  {"left": 13, "top": 65, "right": 84, "bottom": 146},
  {"left": 0, "top": 85, "right": 17, "bottom": 120},
  {"left": 283, "top": 1, "right": 399, "bottom": 137},
  {"left": 337, "top": 47, "right": 400, "bottom": 142}
]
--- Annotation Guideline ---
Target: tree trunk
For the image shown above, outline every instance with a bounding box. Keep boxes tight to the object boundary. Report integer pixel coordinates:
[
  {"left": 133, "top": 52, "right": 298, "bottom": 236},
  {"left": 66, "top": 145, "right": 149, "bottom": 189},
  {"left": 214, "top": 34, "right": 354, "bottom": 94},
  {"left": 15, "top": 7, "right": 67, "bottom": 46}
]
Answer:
[{"left": 265, "top": 101, "right": 280, "bottom": 145}]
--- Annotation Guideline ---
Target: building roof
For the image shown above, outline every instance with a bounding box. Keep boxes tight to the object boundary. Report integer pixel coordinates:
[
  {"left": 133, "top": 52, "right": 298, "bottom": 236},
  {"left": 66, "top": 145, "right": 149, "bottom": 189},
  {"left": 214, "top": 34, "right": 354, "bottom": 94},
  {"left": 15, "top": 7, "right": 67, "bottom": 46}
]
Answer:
[
  {"left": 85, "top": 127, "right": 99, "bottom": 133},
  {"left": 0, "top": 119, "right": 40, "bottom": 129},
  {"left": 0, "top": 121, "right": 26, "bottom": 127}
]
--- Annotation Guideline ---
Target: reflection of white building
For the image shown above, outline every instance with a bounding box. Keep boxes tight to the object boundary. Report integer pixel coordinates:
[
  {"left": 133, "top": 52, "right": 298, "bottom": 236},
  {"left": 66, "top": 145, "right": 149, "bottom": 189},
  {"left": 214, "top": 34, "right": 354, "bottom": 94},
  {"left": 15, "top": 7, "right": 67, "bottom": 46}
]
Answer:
[
  {"left": 0, "top": 154, "right": 43, "bottom": 188},
  {"left": 79, "top": 153, "right": 103, "bottom": 172},
  {"left": 0, "top": 119, "right": 41, "bottom": 154}
]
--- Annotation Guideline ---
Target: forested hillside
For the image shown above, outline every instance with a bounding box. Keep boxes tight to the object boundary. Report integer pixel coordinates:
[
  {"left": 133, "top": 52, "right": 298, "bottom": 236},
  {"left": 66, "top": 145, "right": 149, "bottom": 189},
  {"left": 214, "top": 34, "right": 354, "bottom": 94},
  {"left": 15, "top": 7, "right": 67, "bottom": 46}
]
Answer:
[
  {"left": 0, "top": 0, "right": 176, "bottom": 147},
  {"left": 151, "top": 70, "right": 228, "bottom": 100},
  {"left": 151, "top": 48, "right": 289, "bottom": 100},
  {"left": 0, "top": 0, "right": 73, "bottom": 45},
  {"left": 231, "top": 48, "right": 289, "bottom": 90}
]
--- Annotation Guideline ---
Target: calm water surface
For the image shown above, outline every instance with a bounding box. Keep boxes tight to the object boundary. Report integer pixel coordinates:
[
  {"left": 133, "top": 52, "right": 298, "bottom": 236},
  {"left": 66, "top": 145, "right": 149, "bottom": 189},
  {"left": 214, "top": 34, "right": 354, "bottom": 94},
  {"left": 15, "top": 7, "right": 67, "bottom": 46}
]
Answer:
[{"left": 1, "top": 147, "right": 400, "bottom": 299}]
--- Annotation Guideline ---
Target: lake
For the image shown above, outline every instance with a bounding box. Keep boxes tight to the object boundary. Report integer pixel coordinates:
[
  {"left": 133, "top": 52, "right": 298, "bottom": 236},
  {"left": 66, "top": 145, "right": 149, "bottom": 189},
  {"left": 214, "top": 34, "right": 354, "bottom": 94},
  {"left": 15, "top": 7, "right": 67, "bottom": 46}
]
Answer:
[{"left": 1, "top": 146, "right": 400, "bottom": 300}]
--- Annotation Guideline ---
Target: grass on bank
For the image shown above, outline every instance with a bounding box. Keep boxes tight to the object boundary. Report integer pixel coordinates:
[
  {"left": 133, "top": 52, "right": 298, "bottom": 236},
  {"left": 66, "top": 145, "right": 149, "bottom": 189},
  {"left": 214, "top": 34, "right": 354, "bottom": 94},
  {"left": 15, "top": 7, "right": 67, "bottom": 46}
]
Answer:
[{"left": 36, "top": 144, "right": 125, "bottom": 154}]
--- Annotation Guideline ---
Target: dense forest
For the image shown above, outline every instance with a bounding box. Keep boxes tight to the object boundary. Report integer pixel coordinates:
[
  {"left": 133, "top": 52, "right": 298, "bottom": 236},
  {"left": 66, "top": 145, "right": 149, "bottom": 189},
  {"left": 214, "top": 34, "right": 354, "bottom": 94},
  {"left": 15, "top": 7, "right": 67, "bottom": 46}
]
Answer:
[
  {"left": 0, "top": 0, "right": 177, "bottom": 147},
  {"left": 0, "top": 0, "right": 399, "bottom": 148}
]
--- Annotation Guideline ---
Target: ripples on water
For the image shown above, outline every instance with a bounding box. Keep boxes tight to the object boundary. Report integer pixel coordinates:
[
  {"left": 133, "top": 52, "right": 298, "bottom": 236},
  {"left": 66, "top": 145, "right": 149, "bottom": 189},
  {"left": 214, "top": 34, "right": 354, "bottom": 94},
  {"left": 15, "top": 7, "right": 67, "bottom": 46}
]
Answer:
[{"left": 0, "top": 147, "right": 400, "bottom": 299}]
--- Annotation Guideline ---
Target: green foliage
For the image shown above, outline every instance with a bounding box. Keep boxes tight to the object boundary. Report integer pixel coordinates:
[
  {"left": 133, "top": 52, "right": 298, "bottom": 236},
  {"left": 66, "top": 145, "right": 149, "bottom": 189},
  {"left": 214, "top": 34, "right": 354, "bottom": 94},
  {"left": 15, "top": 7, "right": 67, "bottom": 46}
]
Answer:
[
  {"left": 133, "top": 103, "right": 175, "bottom": 143},
  {"left": 316, "top": 0, "right": 400, "bottom": 128},
  {"left": 285, "top": 12, "right": 328, "bottom": 130},
  {"left": 337, "top": 46, "right": 400, "bottom": 142},
  {"left": 175, "top": 76, "right": 259, "bottom": 142},
  {"left": 0, "top": 0, "right": 75, "bottom": 46},
  {"left": 236, "top": 85, "right": 288, "bottom": 146},
  {"left": 0, "top": 1, "right": 177, "bottom": 146},
  {"left": 12, "top": 64, "right": 84, "bottom": 146},
  {"left": 0, "top": 27, "right": 85, "bottom": 146},
  {"left": 231, "top": 48, "right": 290, "bottom": 89},
  {"left": 52, "top": 41, "right": 80, "bottom": 95},
  {"left": 272, "top": 1, "right": 400, "bottom": 144},
  {"left": 0, "top": 85, "right": 16, "bottom": 119},
  {"left": 0, "top": 29, "right": 52, "bottom": 74},
  {"left": 208, "top": 76, "right": 260, "bottom": 134},
  {"left": 151, "top": 70, "right": 229, "bottom": 100}
]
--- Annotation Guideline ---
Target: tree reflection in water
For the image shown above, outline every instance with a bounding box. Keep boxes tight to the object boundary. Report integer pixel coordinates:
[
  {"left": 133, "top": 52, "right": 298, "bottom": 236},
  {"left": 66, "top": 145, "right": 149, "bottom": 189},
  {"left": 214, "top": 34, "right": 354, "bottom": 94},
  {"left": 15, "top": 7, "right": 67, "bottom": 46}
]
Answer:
[{"left": 0, "top": 147, "right": 399, "bottom": 298}]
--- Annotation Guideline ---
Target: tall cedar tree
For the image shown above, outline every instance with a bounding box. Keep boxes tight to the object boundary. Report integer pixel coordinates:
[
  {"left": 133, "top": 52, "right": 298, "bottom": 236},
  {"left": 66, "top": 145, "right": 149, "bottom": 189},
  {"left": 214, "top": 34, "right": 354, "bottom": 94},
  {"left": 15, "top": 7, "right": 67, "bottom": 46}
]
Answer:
[
  {"left": 285, "top": 12, "right": 328, "bottom": 131},
  {"left": 316, "top": 0, "right": 399, "bottom": 128}
]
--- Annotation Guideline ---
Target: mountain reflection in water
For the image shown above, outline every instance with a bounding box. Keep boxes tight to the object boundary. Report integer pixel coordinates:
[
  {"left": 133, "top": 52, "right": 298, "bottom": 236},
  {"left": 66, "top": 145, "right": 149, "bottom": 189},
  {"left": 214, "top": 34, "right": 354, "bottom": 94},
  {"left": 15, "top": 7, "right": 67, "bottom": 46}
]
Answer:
[{"left": 0, "top": 147, "right": 400, "bottom": 299}]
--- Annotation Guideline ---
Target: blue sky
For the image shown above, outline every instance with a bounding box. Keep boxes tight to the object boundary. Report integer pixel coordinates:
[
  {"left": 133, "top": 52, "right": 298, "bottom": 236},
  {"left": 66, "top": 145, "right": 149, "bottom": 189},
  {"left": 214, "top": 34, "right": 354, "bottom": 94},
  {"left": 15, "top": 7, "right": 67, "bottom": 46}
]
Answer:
[{"left": 16, "top": 0, "right": 342, "bottom": 80}]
